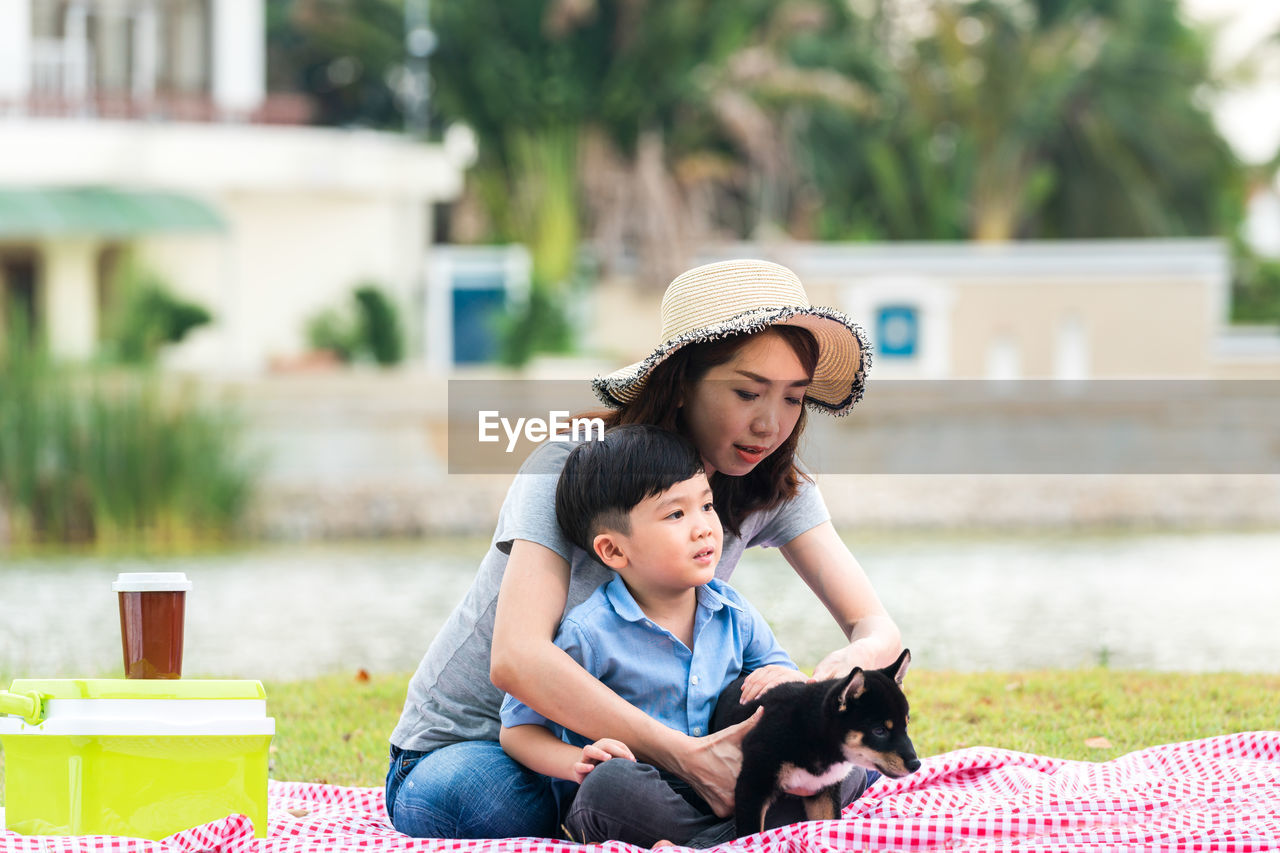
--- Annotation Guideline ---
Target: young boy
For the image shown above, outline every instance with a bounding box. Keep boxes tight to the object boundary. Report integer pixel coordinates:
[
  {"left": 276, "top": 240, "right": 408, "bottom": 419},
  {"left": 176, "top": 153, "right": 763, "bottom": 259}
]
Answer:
[{"left": 498, "top": 425, "right": 869, "bottom": 847}]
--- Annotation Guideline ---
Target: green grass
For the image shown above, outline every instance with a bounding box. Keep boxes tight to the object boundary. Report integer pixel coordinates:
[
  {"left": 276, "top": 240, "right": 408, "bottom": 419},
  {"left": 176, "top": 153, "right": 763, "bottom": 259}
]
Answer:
[
  {"left": 262, "top": 672, "right": 410, "bottom": 787},
  {"left": 908, "top": 669, "right": 1280, "bottom": 761},
  {"left": 3, "top": 669, "right": 1278, "bottom": 801},
  {"left": 266, "top": 668, "right": 1280, "bottom": 787}
]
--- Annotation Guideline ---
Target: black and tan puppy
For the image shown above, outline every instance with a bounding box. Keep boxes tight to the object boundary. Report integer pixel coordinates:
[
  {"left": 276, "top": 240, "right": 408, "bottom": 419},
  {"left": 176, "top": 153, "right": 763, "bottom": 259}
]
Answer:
[{"left": 712, "top": 649, "right": 919, "bottom": 838}]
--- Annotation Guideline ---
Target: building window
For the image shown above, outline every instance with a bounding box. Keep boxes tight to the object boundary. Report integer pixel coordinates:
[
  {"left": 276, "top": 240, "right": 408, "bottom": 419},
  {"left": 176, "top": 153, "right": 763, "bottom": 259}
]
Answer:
[
  {"left": 1054, "top": 315, "right": 1089, "bottom": 380},
  {"left": 876, "top": 304, "right": 919, "bottom": 358},
  {"left": 158, "top": 0, "right": 212, "bottom": 95},
  {"left": 986, "top": 334, "right": 1022, "bottom": 380}
]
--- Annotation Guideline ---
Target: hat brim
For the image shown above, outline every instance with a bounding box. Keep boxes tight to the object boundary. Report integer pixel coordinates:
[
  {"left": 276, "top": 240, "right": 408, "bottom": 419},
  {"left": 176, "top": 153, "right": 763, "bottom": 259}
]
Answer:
[{"left": 592, "top": 305, "right": 872, "bottom": 416}]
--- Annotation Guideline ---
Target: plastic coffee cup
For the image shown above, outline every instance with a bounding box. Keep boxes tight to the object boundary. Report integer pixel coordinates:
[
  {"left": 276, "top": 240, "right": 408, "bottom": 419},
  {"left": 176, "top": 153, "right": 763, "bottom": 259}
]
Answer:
[{"left": 113, "top": 572, "right": 192, "bottom": 679}]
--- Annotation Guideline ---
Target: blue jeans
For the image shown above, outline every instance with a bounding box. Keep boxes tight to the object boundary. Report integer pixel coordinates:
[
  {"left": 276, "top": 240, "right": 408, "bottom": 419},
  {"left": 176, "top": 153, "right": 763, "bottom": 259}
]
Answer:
[{"left": 385, "top": 741, "right": 559, "bottom": 839}]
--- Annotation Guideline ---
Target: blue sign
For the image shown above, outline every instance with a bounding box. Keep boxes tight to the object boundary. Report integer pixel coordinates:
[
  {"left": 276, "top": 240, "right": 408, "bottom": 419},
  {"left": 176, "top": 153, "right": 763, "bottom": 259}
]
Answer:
[
  {"left": 877, "top": 304, "right": 919, "bottom": 358},
  {"left": 452, "top": 272, "right": 506, "bottom": 364}
]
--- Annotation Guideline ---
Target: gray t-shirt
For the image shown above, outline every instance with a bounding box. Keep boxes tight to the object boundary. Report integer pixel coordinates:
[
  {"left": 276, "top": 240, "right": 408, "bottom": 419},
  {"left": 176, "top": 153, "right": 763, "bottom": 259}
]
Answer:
[{"left": 388, "top": 439, "right": 831, "bottom": 753}]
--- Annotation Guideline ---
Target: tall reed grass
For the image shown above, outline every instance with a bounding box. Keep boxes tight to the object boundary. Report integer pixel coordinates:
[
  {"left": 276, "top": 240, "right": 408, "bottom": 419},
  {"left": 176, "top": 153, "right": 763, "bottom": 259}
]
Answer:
[{"left": 0, "top": 324, "right": 255, "bottom": 548}]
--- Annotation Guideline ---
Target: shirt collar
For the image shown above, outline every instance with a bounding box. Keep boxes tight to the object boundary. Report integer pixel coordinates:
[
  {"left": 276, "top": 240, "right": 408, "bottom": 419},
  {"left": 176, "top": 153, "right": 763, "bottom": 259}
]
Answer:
[
  {"left": 603, "top": 574, "right": 744, "bottom": 621},
  {"left": 697, "top": 579, "right": 744, "bottom": 613},
  {"left": 603, "top": 574, "right": 648, "bottom": 623}
]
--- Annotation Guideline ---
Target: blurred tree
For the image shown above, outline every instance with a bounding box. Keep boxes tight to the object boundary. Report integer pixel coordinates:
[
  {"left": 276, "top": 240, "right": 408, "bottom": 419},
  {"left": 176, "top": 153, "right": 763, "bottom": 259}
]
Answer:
[
  {"left": 1031, "top": 0, "right": 1243, "bottom": 239},
  {"left": 266, "top": 0, "right": 1246, "bottom": 265},
  {"left": 434, "top": 0, "right": 879, "bottom": 291},
  {"left": 267, "top": 0, "right": 407, "bottom": 129},
  {"left": 433, "top": 0, "right": 754, "bottom": 288},
  {"left": 809, "top": 0, "right": 1241, "bottom": 241}
]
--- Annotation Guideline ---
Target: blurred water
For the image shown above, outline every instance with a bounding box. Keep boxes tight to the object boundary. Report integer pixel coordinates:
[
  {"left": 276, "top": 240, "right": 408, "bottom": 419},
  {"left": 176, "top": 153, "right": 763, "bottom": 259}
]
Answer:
[{"left": 1, "top": 530, "right": 1278, "bottom": 682}]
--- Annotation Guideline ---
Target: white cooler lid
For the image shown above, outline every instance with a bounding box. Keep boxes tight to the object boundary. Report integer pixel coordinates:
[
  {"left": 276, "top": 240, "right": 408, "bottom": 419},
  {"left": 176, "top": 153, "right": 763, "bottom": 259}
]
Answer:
[{"left": 0, "top": 679, "right": 274, "bottom": 736}]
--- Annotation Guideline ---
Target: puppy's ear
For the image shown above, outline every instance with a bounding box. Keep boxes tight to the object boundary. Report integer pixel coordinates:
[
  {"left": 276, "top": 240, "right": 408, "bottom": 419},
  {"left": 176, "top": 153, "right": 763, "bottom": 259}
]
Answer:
[
  {"left": 884, "top": 649, "right": 911, "bottom": 686},
  {"left": 835, "top": 669, "right": 865, "bottom": 711}
]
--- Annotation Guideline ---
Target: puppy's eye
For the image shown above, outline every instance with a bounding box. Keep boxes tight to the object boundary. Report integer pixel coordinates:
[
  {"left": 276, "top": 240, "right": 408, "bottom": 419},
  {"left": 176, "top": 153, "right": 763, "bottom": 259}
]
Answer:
[{"left": 872, "top": 726, "right": 888, "bottom": 738}]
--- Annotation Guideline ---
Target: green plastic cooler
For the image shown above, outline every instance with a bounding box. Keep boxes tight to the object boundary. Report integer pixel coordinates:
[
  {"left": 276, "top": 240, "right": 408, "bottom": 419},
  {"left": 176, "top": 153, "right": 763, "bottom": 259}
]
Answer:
[{"left": 0, "top": 679, "right": 274, "bottom": 839}]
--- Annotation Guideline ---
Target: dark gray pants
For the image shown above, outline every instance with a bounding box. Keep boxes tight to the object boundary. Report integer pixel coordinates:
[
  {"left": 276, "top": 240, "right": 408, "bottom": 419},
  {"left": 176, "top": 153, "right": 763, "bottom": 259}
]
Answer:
[{"left": 562, "top": 756, "right": 870, "bottom": 847}]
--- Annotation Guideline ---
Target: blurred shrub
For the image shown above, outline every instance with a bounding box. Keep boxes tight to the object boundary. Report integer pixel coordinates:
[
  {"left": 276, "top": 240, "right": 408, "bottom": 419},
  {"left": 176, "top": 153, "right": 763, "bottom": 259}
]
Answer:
[
  {"left": 354, "top": 285, "right": 405, "bottom": 365},
  {"left": 104, "top": 262, "right": 213, "bottom": 365},
  {"left": 305, "top": 283, "right": 404, "bottom": 366},
  {"left": 306, "top": 307, "right": 361, "bottom": 362},
  {"left": 496, "top": 287, "right": 574, "bottom": 367},
  {"left": 1232, "top": 247, "right": 1280, "bottom": 324},
  {"left": 0, "top": 318, "right": 255, "bottom": 548}
]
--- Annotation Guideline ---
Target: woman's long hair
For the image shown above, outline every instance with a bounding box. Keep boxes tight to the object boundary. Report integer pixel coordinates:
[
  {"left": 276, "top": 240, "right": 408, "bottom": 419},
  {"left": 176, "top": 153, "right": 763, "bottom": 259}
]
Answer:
[{"left": 586, "top": 325, "right": 819, "bottom": 537}]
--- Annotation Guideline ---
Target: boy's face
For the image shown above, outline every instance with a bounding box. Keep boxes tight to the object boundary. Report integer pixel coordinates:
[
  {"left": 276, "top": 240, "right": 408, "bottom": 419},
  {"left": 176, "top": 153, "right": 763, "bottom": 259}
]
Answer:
[{"left": 596, "top": 472, "right": 723, "bottom": 595}]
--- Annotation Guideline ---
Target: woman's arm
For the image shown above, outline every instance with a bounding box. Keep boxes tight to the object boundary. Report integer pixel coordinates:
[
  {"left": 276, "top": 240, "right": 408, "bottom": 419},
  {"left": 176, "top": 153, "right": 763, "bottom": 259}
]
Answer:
[
  {"left": 490, "top": 538, "right": 758, "bottom": 816},
  {"left": 779, "top": 520, "right": 903, "bottom": 680}
]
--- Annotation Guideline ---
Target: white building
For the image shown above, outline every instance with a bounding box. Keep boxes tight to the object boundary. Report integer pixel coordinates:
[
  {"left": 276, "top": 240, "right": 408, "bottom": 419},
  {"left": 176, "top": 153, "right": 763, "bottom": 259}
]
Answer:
[
  {"left": 587, "top": 239, "right": 1280, "bottom": 380},
  {"left": 0, "top": 0, "right": 470, "bottom": 372}
]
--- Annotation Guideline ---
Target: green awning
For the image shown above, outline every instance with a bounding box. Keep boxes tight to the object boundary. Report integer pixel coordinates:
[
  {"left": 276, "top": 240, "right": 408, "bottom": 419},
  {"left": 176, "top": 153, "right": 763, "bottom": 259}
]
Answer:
[{"left": 0, "top": 187, "right": 226, "bottom": 238}]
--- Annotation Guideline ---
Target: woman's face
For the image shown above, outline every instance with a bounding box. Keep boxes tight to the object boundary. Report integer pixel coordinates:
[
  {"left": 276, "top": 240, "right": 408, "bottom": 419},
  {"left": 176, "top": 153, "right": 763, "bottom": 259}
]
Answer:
[{"left": 682, "top": 331, "right": 810, "bottom": 477}]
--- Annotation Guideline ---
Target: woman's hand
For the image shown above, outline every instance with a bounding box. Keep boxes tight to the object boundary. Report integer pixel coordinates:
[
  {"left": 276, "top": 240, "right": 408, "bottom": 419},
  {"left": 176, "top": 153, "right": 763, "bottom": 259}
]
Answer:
[
  {"left": 573, "top": 738, "right": 635, "bottom": 784},
  {"left": 780, "top": 522, "right": 903, "bottom": 681},
  {"left": 811, "top": 635, "right": 898, "bottom": 681},
  {"left": 669, "top": 707, "right": 762, "bottom": 817},
  {"left": 739, "top": 665, "right": 808, "bottom": 704}
]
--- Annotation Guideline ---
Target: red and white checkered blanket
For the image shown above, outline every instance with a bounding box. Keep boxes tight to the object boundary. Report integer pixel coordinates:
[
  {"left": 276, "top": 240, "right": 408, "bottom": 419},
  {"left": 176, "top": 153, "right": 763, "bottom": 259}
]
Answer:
[{"left": 4, "top": 732, "right": 1279, "bottom": 852}]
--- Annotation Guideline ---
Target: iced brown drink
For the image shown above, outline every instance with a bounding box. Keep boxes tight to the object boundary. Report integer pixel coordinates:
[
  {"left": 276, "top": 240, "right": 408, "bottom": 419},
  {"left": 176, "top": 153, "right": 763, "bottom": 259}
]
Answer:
[{"left": 113, "top": 572, "right": 192, "bottom": 679}]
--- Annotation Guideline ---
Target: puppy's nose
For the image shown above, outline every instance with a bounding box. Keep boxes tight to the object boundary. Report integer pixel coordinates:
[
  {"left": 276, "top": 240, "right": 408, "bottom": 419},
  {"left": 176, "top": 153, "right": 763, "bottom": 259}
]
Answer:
[{"left": 906, "top": 758, "right": 922, "bottom": 773}]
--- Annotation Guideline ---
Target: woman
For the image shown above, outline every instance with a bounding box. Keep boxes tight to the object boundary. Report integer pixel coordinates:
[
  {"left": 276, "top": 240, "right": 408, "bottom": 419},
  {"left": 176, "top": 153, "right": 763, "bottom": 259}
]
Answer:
[{"left": 386, "top": 259, "right": 902, "bottom": 839}]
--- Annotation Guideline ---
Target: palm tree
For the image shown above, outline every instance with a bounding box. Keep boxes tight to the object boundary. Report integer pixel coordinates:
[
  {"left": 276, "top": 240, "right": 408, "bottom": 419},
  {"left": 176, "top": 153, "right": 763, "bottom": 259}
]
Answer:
[
  {"left": 805, "top": 0, "right": 1241, "bottom": 241},
  {"left": 1032, "top": 0, "right": 1242, "bottom": 238},
  {"left": 432, "top": 0, "right": 878, "bottom": 288}
]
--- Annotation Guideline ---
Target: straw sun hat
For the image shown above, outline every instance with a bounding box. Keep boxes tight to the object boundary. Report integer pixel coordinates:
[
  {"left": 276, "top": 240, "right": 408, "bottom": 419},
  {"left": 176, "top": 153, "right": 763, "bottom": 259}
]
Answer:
[{"left": 593, "top": 259, "right": 871, "bottom": 416}]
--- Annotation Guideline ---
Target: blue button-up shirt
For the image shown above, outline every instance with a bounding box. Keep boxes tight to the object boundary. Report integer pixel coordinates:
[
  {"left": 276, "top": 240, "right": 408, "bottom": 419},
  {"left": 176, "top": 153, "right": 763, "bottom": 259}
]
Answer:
[{"left": 500, "top": 575, "right": 796, "bottom": 746}]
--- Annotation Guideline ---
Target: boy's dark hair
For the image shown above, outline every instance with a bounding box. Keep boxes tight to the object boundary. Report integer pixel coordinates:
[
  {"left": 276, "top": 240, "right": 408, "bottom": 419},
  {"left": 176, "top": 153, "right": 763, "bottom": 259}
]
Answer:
[{"left": 556, "top": 424, "right": 705, "bottom": 562}]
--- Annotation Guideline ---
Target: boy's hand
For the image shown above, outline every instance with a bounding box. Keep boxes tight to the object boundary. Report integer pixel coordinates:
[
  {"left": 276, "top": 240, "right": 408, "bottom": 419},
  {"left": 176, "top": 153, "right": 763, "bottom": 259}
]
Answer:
[
  {"left": 573, "top": 738, "right": 635, "bottom": 784},
  {"left": 740, "top": 665, "right": 808, "bottom": 704}
]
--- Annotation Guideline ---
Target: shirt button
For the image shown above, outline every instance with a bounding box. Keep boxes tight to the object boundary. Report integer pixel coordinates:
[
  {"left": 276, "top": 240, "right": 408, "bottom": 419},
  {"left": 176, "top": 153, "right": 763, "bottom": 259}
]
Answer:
[
  {"left": 692, "top": 726, "right": 703, "bottom": 735},
  {"left": 690, "top": 675, "right": 699, "bottom": 685}
]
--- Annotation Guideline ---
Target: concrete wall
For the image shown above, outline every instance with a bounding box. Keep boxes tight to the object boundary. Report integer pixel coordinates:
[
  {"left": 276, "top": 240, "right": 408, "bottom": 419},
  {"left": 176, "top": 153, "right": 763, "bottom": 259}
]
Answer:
[
  {"left": 947, "top": 276, "right": 1213, "bottom": 378},
  {"left": 223, "top": 372, "right": 1280, "bottom": 540}
]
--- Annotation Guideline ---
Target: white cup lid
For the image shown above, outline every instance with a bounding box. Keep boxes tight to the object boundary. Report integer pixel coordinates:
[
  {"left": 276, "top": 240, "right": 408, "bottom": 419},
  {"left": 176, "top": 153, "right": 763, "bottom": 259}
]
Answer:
[{"left": 112, "top": 572, "right": 193, "bottom": 592}]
